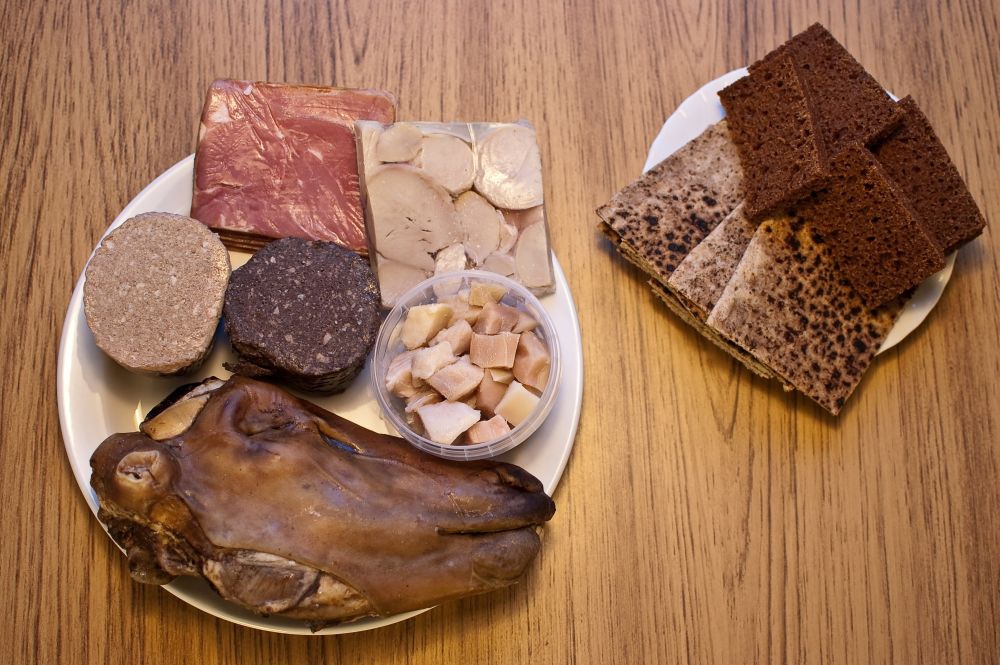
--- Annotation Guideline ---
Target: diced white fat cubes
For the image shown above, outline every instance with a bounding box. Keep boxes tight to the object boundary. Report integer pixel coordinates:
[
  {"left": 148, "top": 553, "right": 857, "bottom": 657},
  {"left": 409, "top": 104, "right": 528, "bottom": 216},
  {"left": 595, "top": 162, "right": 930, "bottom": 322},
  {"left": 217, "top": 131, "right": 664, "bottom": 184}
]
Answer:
[
  {"left": 494, "top": 381, "right": 540, "bottom": 426},
  {"left": 490, "top": 368, "right": 514, "bottom": 384},
  {"left": 473, "top": 301, "right": 520, "bottom": 334},
  {"left": 427, "top": 358, "right": 484, "bottom": 401},
  {"left": 470, "top": 332, "right": 520, "bottom": 368},
  {"left": 512, "top": 330, "right": 550, "bottom": 391},
  {"left": 386, "top": 349, "right": 420, "bottom": 398},
  {"left": 410, "top": 341, "right": 456, "bottom": 380},
  {"left": 468, "top": 281, "right": 507, "bottom": 307},
  {"left": 383, "top": 281, "right": 553, "bottom": 446},
  {"left": 476, "top": 368, "right": 509, "bottom": 417},
  {"left": 417, "top": 401, "right": 481, "bottom": 444},
  {"left": 466, "top": 415, "right": 511, "bottom": 444},
  {"left": 432, "top": 319, "right": 473, "bottom": 355},
  {"left": 400, "top": 303, "right": 453, "bottom": 349},
  {"left": 512, "top": 310, "right": 537, "bottom": 334}
]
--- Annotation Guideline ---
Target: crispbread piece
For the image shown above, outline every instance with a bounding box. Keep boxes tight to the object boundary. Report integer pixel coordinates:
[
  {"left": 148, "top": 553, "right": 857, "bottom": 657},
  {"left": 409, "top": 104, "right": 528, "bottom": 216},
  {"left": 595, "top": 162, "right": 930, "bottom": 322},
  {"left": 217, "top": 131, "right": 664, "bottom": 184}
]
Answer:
[
  {"left": 719, "top": 54, "right": 827, "bottom": 219},
  {"left": 796, "top": 144, "right": 945, "bottom": 307},
  {"left": 753, "top": 24, "right": 902, "bottom": 152},
  {"left": 668, "top": 203, "right": 758, "bottom": 318},
  {"left": 83, "top": 213, "right": 231, "bottom": 375},
  {"left": 597, "top": 121, "right": 743, "bottom": 284},
  {"left": 873, "top": 96, "right": 987, "bottom": 253},
  {"left": 707, "top": 215, "right": 904, "bottom": 414}
]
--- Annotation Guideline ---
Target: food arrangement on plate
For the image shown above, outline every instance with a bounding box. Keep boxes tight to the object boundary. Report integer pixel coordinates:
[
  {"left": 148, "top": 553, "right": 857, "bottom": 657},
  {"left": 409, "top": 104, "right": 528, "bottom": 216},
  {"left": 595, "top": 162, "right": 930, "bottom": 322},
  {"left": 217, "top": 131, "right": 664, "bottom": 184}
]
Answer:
[
  {"left": 70, "top": 78, "right": 574, "bottom": 632},
  {"left": 598, "top": 24, "right": 986, "bottom": 415}
]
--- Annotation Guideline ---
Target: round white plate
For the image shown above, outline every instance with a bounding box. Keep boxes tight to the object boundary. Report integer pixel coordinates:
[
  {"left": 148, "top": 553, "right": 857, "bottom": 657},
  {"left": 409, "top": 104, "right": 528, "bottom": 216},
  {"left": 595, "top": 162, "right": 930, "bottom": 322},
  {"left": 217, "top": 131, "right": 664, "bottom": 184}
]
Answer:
[
  {"left": 57, "top": 155, "right": 584, "bottom": 635},
  {"left": 644, "top": 68, "right": 956, "bottom": 354}
]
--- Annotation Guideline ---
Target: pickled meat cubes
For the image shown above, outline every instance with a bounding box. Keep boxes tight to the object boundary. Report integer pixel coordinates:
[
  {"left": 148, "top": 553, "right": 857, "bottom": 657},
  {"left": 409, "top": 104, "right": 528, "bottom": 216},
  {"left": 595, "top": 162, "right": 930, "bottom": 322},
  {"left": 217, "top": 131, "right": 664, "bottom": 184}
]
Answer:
[
  {"left": 193, "top": 80, "right": 395, "bottom": 253},
  {"left": 357, "top": 121, "right": 555, "bottom": 306},
  {"left": 383, "top": 281, "right": 554, "bottom": 445}
]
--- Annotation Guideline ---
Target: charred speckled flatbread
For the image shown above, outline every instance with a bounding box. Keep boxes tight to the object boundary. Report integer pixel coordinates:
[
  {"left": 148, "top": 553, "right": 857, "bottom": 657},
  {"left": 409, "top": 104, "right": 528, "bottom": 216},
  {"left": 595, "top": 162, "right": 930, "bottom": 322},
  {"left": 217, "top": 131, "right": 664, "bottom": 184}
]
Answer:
[
  {"left": 667, "top": 202, "right": 758, "bottom": 319},
  {"left": 597, "top": 121, "right": 743, "bottom": 284},
  {"left": 223, "top": 238, "right": 381, "bottom": 393},
  {"left": 706, "top": 214, "right": 904, "bottom": 414}
]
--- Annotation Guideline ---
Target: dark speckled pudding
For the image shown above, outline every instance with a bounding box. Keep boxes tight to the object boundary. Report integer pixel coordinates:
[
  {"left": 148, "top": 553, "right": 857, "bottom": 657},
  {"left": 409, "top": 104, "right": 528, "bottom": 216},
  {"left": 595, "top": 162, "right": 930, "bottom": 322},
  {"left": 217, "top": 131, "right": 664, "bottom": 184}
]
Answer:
[{"left": 223, "top": 238, "right": 381, "bottom": 393}]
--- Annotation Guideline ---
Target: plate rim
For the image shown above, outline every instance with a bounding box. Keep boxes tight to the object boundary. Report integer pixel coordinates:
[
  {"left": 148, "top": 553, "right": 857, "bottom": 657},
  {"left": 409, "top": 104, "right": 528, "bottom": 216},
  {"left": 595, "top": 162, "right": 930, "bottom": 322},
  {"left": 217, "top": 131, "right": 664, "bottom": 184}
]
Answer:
[
  {"left": 642, "top": 67, "right": 956, "bottom": 355},
  {"left": 57, "top": 154, "right": 583, "bottom": 636}
]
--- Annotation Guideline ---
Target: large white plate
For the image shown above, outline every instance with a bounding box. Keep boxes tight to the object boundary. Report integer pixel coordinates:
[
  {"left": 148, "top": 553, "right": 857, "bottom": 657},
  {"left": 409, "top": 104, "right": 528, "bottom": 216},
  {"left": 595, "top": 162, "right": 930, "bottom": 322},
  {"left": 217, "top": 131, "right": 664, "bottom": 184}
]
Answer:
[
  {"left": 644, "top": 68, "right": 956, "bottom": 353},
  {"left": 57, "top": 155, "right": 584, "bottom": 635}
]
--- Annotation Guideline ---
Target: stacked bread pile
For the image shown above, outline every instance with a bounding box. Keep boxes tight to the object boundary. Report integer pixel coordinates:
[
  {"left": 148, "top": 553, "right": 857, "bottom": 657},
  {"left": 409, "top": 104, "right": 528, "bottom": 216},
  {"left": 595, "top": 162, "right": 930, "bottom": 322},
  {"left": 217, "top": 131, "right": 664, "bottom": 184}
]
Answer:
[{"left": 598, "top": 24, "right": 986, "bottom": 414}]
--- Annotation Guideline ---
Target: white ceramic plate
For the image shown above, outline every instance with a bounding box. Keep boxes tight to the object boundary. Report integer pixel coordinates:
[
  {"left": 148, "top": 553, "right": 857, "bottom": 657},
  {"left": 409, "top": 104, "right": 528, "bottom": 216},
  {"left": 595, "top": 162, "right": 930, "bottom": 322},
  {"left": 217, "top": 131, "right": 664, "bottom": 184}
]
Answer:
[
  {"left": 57, "top": 155, "right": 584, "bottom": 635},
  {"left": 644, "top": 68, "right": 956, "bottom": 353}
]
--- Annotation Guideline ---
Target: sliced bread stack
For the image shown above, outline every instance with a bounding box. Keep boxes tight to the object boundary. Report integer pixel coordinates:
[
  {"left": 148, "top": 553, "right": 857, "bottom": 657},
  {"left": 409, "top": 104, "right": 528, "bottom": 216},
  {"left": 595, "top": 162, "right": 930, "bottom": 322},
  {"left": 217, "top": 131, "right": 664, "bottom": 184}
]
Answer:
[{"left": 598, "top": 24, "right": 986, "bottom": 414}]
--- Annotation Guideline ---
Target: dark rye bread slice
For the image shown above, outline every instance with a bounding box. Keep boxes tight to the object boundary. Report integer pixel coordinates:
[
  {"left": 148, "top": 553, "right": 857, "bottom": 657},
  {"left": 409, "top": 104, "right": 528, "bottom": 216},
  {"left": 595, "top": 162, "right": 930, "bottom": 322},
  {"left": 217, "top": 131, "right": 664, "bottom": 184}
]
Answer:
[
  {"left": 718, "top": 54, "right": 827, "bottom": 220},
  {"left": 223, "top": 238, "right": 381, "bottom": 394},
  {"left": 873, "top": 96, "right": 987, "bottom": 253},
  {"left": 706, "top": 215, "right": 905, "bottom": 414},
  {"left": 667, "top": 203, "right": 758, "bottom": 319},
  {"left": 752, "top": 24, "right": 902, "bottom": 153},
  {"left": 796, "top": 144, "right": 945, "bottom": 307},
  {"left": 597, "top": 121, "right": 743, "bottom": 284}
]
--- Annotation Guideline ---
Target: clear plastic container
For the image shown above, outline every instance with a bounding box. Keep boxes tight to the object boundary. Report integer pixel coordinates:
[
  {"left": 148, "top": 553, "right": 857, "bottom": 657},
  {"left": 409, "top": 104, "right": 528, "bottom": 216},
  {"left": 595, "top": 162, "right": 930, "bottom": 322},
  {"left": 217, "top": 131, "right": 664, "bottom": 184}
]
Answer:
[{"left": 371, "top": 270, "right": 560, "bottom": 461}]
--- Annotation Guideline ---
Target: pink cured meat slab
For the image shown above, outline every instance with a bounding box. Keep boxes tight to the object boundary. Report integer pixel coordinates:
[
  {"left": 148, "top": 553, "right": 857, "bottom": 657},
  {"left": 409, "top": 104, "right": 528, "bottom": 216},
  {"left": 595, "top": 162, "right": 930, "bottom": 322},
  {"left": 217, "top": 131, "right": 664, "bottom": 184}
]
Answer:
[{"left": 192, "top": 80, "right": 396, "bottom": 253}]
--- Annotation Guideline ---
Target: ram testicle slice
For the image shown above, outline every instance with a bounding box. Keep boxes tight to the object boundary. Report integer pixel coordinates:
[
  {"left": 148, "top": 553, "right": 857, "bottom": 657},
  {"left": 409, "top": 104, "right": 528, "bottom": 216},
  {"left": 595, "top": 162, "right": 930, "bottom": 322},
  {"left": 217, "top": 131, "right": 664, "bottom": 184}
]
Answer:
[
  {"left": 368, "top": 165, "right": 460, "bottom": 272},
  {"left": 454, "top": 191, "right": 503, "bottom": 265},
  {"left": 474, "top": 125, "right": 544, "bottom": 210},
  {"left": 414, "top": 134, "right": 476, "bottom": 195}
]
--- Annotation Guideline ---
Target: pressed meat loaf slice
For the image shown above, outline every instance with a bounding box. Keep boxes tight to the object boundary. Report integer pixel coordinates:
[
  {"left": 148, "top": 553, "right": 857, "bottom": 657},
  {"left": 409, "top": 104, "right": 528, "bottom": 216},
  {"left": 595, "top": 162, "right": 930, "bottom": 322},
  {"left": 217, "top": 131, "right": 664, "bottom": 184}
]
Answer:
[
  {"left": 223, "top": 238, "right": 381, "bottom": 393},
  {"left": 873, "top": 96, "right": 987, "bottom": 253}
]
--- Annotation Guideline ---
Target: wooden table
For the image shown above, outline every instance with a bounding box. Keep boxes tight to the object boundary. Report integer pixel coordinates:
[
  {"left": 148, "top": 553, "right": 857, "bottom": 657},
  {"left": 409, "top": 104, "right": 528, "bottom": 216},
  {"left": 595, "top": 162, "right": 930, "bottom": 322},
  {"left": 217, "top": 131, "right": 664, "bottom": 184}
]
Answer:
[{"left": 2, "top": 1, "right": 998, "bottom": 663}]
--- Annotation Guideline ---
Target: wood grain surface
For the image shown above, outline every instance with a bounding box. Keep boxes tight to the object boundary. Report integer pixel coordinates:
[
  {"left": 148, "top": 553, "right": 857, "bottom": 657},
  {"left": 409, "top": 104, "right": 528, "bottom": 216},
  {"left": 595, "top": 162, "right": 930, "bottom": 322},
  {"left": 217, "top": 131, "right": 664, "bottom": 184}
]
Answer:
[{"left": 2, "top": 1, "right": 998, "bottom": 663}]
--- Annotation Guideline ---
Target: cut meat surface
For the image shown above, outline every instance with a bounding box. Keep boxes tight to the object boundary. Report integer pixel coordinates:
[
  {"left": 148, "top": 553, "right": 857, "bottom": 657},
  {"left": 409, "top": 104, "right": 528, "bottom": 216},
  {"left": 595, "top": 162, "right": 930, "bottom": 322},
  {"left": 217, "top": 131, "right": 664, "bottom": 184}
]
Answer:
[{"left": 192, "top": 80, "right": 396, "bottom": 253}]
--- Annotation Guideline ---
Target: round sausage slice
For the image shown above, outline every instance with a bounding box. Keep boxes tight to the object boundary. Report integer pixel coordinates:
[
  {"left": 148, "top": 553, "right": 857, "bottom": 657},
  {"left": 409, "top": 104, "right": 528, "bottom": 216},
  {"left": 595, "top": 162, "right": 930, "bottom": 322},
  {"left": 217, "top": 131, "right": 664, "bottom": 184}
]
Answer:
[
  {"left": 223, "top": 238, "right": 380, "bottom": 393},
  {"left": 83, "top": 212, "right": 231, "bottom": 375}
]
